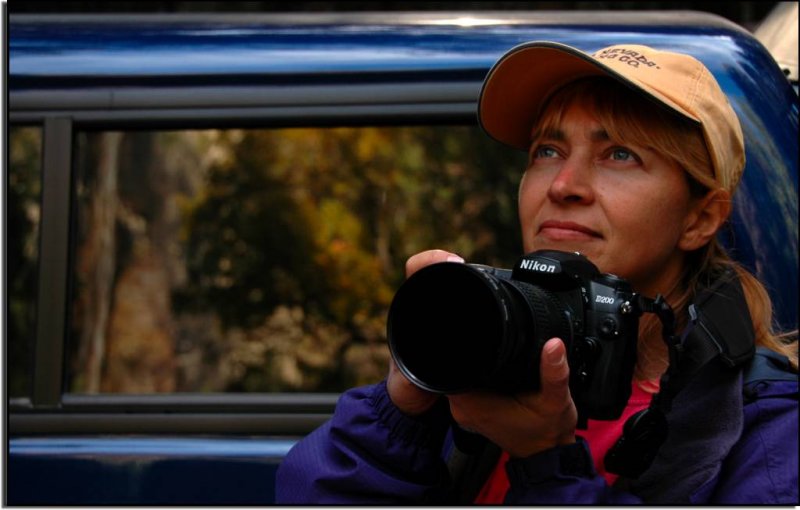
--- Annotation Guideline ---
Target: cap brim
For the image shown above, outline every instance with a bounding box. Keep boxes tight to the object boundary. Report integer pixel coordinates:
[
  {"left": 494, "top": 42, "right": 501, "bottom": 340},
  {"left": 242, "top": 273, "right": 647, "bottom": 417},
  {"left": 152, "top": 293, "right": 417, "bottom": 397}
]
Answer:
[{"left": 478, "top": 41, "right": 698, "bottom": 150}]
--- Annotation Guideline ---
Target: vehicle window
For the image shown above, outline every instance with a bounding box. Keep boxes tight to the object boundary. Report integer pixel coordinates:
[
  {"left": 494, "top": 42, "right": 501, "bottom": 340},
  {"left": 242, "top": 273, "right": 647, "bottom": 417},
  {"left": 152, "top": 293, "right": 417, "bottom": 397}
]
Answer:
[
  {"left": 8, "top": 126, "right": 42, "bottom": 399},
  {"left": 67, "top": 126, "right": 527, "bottom": 394}
]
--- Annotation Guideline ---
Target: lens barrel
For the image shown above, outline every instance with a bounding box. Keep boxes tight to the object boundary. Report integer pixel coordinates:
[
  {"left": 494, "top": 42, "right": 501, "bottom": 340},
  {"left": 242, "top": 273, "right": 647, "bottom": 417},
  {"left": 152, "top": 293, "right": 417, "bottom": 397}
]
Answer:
[{"left": 387, "top": 262, "right": 571, "bottom": 393}]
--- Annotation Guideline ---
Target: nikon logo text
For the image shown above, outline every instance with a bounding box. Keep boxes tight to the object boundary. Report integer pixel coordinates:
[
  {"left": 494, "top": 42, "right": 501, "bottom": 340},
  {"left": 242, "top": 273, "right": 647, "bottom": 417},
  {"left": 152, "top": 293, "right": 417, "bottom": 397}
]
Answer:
[{"left": 520, "top": 260, "right": 557, "bottom": 273}]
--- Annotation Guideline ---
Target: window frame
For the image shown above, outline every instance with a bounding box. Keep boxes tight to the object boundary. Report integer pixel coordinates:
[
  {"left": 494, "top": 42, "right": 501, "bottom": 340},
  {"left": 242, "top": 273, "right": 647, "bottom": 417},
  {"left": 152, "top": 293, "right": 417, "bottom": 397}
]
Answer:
[{"left": 8, "top": 81, "right": 480, "bottom": 435}]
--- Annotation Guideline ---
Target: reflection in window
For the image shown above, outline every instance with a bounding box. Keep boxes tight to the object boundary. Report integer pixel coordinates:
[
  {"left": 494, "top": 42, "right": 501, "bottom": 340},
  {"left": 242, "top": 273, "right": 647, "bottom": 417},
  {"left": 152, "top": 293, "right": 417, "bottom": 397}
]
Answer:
[
  {"left": 8, "top": 126, "right": 42, "bottom": 399},
  {"left": 68, "top": 127, "right": 526, "bottom": 394}
]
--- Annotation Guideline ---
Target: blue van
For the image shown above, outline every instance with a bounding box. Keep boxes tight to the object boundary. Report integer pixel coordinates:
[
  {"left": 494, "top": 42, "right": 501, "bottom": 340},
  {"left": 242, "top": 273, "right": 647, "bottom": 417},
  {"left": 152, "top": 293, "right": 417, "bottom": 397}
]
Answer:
[{"left": 7, "top": 10, "right": 797, "bottom": 505}]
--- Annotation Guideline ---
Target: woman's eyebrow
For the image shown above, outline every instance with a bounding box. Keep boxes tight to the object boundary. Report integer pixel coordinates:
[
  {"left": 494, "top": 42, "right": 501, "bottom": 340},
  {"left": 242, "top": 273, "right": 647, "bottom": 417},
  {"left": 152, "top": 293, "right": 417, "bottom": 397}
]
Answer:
[
  {"left": 530, "top": 127, "right": 610, "bottom": 144},
  {"left": 535, "top": 127, "right": 564, "bottom": 141},
  {"left": 590, "top": 129, "right": 611, "bottom": 142}
]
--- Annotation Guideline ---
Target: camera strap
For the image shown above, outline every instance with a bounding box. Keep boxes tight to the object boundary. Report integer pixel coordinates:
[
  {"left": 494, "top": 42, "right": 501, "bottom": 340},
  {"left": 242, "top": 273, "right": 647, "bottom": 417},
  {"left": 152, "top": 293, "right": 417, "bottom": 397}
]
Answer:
[{"left": 604, "top": 269, "right": 755, "bottom": 479}]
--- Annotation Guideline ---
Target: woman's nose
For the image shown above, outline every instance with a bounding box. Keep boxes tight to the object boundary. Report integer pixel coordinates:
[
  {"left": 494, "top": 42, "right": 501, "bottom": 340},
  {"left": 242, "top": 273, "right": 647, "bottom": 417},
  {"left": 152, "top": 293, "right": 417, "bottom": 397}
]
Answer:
[{"left": 546, "top": 157, "right": 594, "bottom": 204}]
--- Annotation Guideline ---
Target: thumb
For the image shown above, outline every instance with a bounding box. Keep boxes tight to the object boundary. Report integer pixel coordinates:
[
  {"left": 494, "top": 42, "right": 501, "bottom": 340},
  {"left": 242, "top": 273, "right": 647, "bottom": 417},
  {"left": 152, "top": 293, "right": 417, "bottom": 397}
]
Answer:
[{"left": 539, "top": 338, "right": 570, "bottom": 402}]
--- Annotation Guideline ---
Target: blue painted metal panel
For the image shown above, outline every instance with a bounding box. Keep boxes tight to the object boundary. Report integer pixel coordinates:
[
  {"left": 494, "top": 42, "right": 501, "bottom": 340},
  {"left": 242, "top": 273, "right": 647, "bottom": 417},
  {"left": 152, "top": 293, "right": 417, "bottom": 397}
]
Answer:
[
  {"left": 6, "top": 17, "right": 783, "bottom": 86},
  {"left": 8, "top": 437, "right": 297, "bottom": 505},
  {"left": 9, "top": 436, "right": 296, "bottom": 457}
]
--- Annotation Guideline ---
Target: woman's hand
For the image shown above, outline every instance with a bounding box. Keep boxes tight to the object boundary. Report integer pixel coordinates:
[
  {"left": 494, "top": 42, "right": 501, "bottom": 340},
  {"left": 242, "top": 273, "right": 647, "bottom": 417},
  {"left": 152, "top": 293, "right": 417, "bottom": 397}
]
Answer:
[
  {"left": 386, "top": 249, "right": 464, "bottom": 416},
  {"left": 448, "top": 337, "right": 578, "bottom": 458}
]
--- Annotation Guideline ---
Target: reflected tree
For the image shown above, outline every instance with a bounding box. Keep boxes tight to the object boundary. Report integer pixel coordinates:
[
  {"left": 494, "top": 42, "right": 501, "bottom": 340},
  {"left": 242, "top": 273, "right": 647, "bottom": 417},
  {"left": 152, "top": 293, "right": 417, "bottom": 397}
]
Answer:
[
  {"left": 176, "top": 126, "right": 525, "bottom": 392},
  {"left": 67, "top": 124, "right": 526, "bottom": 394},
  {"left": 7, "top": 127, "right": 42, "bottom": 398}
]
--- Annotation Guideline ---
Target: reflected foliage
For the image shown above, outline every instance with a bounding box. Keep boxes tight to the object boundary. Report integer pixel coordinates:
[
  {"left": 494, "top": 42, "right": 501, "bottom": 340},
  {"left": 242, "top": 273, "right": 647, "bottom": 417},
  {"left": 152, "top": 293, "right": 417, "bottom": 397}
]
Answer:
[
  {"left": 69, "top": 125, "right": 526, "bottom": 393},
  {"left": 7, "top": 127, "right": 42, "bottom": 398}
]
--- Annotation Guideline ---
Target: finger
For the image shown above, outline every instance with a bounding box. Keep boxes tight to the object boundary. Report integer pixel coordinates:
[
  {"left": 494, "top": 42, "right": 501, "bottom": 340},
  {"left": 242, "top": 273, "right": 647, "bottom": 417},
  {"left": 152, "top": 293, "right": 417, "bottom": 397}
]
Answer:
[
  {"left": 387, "top": 358, "right": 440, "bottom": 416},
  {"left": 539, "top": 337, "right": 571, "bottom": 403},
  {"left": 405, "top": 249, "right": 464, "bottom": 277},
  {"left": 448, "top": 391, "right": 511, "bottom": 431},
  {"left": 448, "top": 391, "right": 504, "bottom": 416}
]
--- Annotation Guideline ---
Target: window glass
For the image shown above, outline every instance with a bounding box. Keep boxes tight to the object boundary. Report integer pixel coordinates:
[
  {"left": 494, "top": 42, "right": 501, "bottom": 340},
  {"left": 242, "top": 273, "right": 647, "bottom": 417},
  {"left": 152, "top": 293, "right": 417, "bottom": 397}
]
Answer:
[
  {"left": 67, "top": 127, "right": 526, "bottom": 394},
  {"left": 7, "top": 126, "right": 43, "bottom": 399}
]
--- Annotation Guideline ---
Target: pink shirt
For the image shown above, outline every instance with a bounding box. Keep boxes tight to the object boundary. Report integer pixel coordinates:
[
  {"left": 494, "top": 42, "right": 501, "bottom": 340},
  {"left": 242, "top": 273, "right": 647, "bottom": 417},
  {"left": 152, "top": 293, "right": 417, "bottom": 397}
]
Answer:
[{"left": 474, "top": 380, "right": 657, "bottom": 503}]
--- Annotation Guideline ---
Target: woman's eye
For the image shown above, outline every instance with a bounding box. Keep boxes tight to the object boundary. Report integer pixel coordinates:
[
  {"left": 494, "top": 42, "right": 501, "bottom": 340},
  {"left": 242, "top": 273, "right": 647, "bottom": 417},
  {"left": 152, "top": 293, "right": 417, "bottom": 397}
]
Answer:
[
  {"left": 533, "top": 145, "right": 558, "bottom": 159},
  {"left": 609, "top": 147, "right": 638, "bottom": 162}
]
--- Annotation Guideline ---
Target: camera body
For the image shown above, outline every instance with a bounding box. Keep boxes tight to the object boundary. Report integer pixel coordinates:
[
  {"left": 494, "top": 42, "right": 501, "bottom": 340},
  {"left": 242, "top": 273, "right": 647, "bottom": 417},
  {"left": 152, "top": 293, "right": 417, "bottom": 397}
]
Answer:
[
  {"left": 506, "top": 250, "right": 640, "bottom": 419},
  {"left": 387, "top": 249, "right": 642, "bottom": 421}
]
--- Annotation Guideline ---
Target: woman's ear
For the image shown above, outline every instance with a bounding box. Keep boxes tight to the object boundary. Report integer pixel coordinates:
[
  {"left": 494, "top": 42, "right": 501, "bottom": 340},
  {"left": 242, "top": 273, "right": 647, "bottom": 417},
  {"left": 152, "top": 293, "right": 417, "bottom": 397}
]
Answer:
[{"left": 679, "top": 189, "right": 731, "bottom": 251}]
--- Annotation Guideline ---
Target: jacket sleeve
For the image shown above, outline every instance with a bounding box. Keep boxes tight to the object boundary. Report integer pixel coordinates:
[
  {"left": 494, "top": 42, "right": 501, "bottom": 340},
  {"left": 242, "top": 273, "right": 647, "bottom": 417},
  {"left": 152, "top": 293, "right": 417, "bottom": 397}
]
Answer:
[
  {"left": 503, "top": 439, "right": 642, "bottom": 504},
  {"left": 275, "top": 380, "right": 453, "bottom": 504}
]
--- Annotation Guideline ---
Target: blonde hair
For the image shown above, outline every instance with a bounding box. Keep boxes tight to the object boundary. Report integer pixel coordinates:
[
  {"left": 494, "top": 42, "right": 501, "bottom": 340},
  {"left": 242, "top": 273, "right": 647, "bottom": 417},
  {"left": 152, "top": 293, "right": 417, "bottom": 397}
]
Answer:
[{"left": 532, "top": 78, "right": 798, "bottom": 372}]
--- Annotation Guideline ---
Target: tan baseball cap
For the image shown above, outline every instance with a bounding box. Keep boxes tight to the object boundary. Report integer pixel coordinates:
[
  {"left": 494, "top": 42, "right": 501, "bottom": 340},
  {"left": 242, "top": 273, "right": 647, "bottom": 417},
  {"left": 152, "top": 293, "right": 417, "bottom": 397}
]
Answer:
[{"left": 478, "top": 41, "right": 745, "bottom": 193}]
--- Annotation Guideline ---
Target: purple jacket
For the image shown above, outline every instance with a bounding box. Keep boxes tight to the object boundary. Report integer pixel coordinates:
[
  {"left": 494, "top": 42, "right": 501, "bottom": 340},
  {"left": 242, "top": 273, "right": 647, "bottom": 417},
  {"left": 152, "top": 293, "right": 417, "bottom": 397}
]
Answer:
[{"left": 276, "top": 356, "right": 798, "bottom": 504}]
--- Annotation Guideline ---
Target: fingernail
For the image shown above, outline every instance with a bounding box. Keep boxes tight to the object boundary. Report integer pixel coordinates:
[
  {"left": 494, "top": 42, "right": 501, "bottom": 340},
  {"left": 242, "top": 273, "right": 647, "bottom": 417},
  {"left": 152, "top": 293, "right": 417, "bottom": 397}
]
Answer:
[
  {"left": 545, "top": 340, "right": 565, "bottom": 365},
  {"left": 446, "top": 255, "right": 465, "bottom": 263}
]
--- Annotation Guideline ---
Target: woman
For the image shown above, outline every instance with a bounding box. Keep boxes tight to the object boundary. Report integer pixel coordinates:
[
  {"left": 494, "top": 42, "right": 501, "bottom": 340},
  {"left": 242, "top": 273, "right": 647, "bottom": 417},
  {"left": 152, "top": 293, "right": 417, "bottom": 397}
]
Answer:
[{"left": 276, "top": 42, "right": 798, "bottom": 504}]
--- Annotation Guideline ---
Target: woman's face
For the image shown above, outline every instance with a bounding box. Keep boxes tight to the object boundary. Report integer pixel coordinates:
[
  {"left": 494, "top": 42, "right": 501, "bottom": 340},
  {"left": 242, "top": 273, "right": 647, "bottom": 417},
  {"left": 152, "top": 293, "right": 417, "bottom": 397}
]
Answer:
[{"left": 519, "top": 101, "right": 698, "bottom": 297}]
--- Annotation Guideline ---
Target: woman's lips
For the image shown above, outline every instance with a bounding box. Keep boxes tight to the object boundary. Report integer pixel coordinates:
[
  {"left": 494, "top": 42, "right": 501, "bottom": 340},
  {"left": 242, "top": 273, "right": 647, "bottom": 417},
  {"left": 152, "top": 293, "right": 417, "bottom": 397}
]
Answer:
[{"left": 538, "top": 220, "right": 602, "bottom": 241}]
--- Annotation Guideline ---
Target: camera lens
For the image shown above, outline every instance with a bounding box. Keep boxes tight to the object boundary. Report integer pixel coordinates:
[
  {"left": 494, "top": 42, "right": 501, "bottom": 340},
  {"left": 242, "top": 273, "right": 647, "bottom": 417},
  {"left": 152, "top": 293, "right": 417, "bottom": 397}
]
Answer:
[{"left": 387, "top": 262, "right": 571, "bottom": 393}]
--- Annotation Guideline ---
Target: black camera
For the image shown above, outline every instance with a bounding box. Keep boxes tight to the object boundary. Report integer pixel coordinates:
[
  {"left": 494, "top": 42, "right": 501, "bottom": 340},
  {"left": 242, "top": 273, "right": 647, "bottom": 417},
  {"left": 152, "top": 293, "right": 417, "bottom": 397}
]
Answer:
[{"left": 387, "top": 250, "right": 643, "bottom": 421}]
